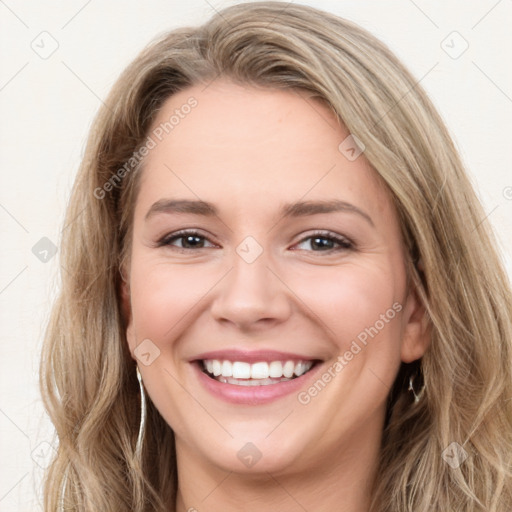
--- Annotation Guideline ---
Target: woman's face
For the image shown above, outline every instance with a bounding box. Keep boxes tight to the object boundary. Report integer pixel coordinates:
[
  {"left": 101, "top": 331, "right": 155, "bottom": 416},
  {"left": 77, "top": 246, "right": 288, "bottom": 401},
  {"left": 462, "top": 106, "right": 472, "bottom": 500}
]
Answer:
[{"left": 122, "top": 79, "right": 429, "bottom": 475}]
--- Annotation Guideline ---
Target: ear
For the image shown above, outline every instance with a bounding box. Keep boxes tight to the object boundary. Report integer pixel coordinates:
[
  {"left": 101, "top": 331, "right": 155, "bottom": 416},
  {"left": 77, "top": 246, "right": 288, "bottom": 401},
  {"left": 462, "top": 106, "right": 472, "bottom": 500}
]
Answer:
[
  {"left": 119, "top": 266, "right": 137, "bottom": 359},
  {"left": 400, "top": 270, "right": 431, "bottom": 363}
]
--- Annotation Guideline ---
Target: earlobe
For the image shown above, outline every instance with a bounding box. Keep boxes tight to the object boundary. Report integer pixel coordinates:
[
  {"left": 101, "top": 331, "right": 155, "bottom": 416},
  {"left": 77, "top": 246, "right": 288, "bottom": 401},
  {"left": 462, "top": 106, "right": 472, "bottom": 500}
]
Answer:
[{"left": 400, "top": 285, "right": 431, "bottom": 363}]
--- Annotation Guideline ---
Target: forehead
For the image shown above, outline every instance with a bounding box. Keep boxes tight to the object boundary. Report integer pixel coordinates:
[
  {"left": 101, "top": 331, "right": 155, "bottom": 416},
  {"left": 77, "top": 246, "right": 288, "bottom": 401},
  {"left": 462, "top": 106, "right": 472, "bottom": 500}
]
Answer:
[{"left": 136, "top": 79, "right": 392, "bottom": 223}]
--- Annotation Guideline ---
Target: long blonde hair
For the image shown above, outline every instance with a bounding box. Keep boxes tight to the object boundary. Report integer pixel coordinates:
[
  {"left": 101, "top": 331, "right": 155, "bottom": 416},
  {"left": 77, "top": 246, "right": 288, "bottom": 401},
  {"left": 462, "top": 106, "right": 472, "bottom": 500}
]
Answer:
[{"left": 40, "top": 2, "right": 512, "bottom": 510}]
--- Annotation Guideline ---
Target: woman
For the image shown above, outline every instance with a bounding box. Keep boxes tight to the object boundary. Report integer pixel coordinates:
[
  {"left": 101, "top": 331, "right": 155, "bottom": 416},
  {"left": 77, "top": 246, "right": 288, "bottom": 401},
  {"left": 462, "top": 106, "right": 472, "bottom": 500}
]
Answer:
[{"left": 39, "top": 2, "right": 512, "bottom": 511}]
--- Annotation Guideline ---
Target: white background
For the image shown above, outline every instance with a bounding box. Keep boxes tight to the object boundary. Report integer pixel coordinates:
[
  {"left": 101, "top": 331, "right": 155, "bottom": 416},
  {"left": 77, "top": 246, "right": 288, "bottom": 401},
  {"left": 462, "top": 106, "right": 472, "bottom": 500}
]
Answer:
[{"left": 0, "top": 1, "right": 511, "bottom": 510}]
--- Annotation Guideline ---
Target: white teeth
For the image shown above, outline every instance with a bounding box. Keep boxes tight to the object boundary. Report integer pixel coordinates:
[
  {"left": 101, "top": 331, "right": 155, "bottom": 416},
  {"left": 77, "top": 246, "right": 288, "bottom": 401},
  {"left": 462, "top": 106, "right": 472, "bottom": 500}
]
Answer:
[
  {"left": 283, "top": 361, "right": 295, "bottom": 378},
  {"left": 221, "top": 360, "right": 232, "bottom": 377},
  {"left": 232, "top": 361, "right": 251, "bottom": 379},
  {"left": 294, "top": 361, "right": 309, "bottom": 377},
  {"left": 269, "top": 361, "right": 283, "bottom": 378},
  {"left": 212, "top": 360, "right": 222, "bottom": 376},
  {"left": 202, "top": 359, "right": 315, "bottom": 382},
  {"left": 251, "top": 362, "right": 269, "bottom": 379}
]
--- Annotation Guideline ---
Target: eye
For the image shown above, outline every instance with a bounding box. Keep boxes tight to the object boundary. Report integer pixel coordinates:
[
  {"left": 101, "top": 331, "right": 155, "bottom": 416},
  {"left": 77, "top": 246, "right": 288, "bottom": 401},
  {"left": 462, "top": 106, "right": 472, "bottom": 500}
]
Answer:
[
  {"left": 292, "top": 230, "right": 354, "bottom": 253},
  {"left": 156, "top": 229, "right": 354, "bottom": 254},
  {"left": 158, "top": 230, "right": 216, "bottom": 250}
]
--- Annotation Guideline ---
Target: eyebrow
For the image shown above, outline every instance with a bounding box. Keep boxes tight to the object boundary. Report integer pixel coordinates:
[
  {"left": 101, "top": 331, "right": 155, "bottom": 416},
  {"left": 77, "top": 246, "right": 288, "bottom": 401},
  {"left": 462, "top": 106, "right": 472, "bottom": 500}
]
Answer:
[{"left": 145, "top": 198, "right": 374, "bottom": 226}]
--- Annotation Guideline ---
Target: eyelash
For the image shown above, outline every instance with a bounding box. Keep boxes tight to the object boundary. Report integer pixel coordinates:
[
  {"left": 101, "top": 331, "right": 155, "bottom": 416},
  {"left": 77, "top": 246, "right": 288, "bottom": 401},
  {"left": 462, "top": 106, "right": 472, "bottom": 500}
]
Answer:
[{"left": 157, "top": 229, "right": 355, "bottom": 254}]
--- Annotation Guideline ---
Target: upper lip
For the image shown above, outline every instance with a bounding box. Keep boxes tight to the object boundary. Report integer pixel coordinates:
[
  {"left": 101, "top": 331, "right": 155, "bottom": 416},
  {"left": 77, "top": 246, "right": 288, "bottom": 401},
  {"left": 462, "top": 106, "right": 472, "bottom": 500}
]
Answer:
[{"left": 191, "top": 349, "right": 322, "bottom": 364}]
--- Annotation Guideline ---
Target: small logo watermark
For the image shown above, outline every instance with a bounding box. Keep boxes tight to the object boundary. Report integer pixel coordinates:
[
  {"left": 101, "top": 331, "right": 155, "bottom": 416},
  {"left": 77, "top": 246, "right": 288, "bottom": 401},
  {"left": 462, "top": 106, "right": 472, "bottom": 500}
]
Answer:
[
  {"left": 237, "top": 442, "right": 262, "bottom": 468},
  {"left": 134, "top": 338, "right": 161, "bottom": 366},
  {"left": 31, "top": 441, "right": 57, "bottom": 469},
  {"left": 31, "top": 31, "right": 59, "bottom": 59},
  {"left": 32, "top": 237, "right": 58, "bottom": 263},
  {"left": 338, "top": 134, "right": 365, "bottom": 161},
  {"left": 441, "top": 31, "right": 469, "bottom": 59},
  {"left": 442, "top": 442, "right": 468, "bottom": 469},
  {"left": 236, "top": 236, "right": 263, "bottom": 264}
]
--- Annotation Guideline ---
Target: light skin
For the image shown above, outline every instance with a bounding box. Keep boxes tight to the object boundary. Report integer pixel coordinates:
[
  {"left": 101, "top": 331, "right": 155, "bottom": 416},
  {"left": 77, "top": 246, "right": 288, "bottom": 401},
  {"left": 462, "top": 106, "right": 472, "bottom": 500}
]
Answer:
[{"left": 121, "top": 79, "right": 430, "bottom": 512}]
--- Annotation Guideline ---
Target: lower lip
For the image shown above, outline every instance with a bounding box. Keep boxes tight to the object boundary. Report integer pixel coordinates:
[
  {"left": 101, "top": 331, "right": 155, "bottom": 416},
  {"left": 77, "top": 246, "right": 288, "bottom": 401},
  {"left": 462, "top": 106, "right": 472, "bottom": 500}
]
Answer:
[{"left": 192, "top": 361, "right": 322, "bottom": 405}]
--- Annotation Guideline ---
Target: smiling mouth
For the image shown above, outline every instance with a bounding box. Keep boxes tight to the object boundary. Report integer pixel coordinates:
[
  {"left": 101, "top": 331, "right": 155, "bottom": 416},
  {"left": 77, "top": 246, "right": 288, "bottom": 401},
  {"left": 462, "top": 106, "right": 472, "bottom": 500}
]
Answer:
[{"left": 200, "top": 359, "right": 318, "bottom": 386}]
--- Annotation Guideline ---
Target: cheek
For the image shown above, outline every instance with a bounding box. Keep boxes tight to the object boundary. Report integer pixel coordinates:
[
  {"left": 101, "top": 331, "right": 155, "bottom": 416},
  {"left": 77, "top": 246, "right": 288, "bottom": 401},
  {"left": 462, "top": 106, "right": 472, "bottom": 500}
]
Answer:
[
  {"left": 291, "top": 261, "right": 402, "bottom": 345},
  {"left": 128, "top": 257, "right": 219, "bottom": 343},
  {"left": 288, "top": 260, "right": 406, "bottom": 396},
  {"left": 284, "top": 262, "right": 405, "bottom": 431}
]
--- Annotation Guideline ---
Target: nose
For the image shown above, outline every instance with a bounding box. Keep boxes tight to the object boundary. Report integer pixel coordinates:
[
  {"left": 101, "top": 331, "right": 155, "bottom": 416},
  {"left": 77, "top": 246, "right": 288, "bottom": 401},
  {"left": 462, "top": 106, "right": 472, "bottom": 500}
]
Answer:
[{"left": 210, "top": 246, "right": 292, "bottom": 331}]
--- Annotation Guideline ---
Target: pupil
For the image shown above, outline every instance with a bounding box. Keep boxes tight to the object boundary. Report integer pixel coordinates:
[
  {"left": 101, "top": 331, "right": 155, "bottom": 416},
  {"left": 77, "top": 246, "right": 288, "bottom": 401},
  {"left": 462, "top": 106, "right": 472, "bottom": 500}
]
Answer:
[
  {"left": 312, "top": 237, "right": 332, "bottom": 250},
  {"left": 184, "top": 235, "right": 203, "bottom": 248}
]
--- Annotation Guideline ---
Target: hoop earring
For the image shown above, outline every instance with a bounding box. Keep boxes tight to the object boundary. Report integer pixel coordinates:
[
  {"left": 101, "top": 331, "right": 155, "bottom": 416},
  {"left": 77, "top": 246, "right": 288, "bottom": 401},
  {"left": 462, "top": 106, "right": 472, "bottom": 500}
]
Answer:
[
  {"left": 408, "top": 370, "right": 426, "bottom": 403},
  {"left": 135, "top": 366, "right": 146, "bottom": 458}
]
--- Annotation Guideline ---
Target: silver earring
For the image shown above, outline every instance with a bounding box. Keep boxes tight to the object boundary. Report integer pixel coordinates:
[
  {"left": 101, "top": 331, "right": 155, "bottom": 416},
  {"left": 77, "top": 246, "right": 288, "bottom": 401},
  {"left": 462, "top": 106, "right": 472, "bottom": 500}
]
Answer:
[
  {"left": 408, "top": 372, "right": 425, "bottom": 403},
  {"left": 135, "top": 366, "right": 146, "bottom": 458}
]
